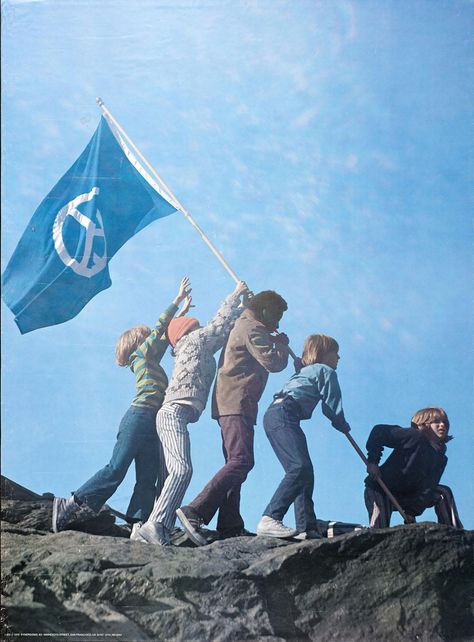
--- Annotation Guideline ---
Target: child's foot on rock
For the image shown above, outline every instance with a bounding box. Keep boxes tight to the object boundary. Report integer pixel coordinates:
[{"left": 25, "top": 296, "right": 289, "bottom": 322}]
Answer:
[{"left": 256, "top": 515, "right": 297, "bottom": 539}]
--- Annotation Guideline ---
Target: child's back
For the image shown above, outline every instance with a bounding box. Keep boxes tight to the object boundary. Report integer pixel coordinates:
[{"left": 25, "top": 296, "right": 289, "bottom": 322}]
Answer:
[{"left": 279, "top": 362, "right": 347, "bottom": 427}]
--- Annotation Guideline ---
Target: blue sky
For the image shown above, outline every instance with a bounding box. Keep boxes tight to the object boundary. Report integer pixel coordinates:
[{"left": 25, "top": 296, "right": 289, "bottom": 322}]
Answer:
[{"left": 2, "top": 0, "right": 472, "bottom": 530}]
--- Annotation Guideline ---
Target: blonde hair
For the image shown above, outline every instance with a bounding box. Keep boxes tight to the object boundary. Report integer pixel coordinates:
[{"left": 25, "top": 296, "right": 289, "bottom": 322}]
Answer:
[
  {"left": 411, "top": 407, "right": 453, "bottom": 442},
  {"left": 301, "top": 334, "right": 339, "bottom": 367},
  {"left": 115, "top": 324, "right": 152, "bottom": 366}
]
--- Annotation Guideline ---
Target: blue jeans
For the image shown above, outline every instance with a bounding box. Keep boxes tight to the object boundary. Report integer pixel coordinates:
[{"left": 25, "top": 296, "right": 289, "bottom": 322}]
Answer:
[
  {"left": 75, "top": 406, "right": 162, "bottom": 520},
  {"left": 263, "top": 397, "right": 318, "bottom": 532}
]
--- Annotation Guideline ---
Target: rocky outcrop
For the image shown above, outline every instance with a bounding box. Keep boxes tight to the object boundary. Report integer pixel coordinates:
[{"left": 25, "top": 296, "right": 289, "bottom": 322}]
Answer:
[{"left": 1, "top": 479, "right": 473, "bottom": 642}]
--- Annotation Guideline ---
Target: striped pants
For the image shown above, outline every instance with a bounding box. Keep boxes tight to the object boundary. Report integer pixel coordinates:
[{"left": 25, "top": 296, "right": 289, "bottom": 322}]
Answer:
[{"left": 148, "top": 403, "right": 195, "bottom": 530}]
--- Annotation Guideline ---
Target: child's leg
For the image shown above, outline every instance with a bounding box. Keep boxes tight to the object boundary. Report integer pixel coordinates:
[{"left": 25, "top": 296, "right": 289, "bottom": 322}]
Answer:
[
  {"left": 75, "top": 407, "right": 152, "bottom": 512},
  {"left": 154, "top": 438, "right": 168, "bottom": 501},
  {"left": 290, "top": 421, "right": 317, "bottom": 532},
  {"left": 147, "top": 403, "right": 194, "bottom": 531},
  {"left": 262, "top": 400, "right": 313, "bottom": 522},
  {"left": 126, "top": 428, "right": 163, "bottom": 522},
  {"left": 433, "top": 484, "right": 464, "bottom": 528},
  {"left": 188, "top": 415, "right": 254, "bottom": 533},
  {"left": 364, "top": 485, "right": 392, "bottom": 528},
  {"left": 293, "top": 457, "right": 318, "bottom": 533}
]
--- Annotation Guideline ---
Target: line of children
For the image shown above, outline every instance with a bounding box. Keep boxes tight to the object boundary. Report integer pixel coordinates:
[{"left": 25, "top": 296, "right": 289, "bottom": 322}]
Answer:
[
  {"left": 52, "top": 277, "right": 192, "bottom": 532},
  {"left": 53, "top": 280, "right": 464, "bottom": 541}
]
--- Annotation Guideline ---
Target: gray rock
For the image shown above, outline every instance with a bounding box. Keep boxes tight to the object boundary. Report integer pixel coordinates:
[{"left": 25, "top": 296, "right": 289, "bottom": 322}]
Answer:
[{"left": 1, "top": 493, "right": 473, "bottom": 641}]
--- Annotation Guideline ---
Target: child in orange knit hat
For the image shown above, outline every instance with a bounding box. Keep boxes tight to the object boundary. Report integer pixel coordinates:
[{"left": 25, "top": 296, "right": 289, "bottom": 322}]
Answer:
[{"left": 131, "top": 280, "right": 249, "bottom": 545}]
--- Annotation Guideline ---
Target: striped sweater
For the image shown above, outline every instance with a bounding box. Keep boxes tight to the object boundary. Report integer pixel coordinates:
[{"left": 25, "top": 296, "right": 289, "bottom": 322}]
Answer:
[{"left": 129, "top": 303, "right": 178, "bottom": 411}]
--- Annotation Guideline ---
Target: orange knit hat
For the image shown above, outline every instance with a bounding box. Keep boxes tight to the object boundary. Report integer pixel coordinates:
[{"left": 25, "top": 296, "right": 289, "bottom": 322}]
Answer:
[{"left": 166, "top": 317, "right": 199, "bottom": 347}]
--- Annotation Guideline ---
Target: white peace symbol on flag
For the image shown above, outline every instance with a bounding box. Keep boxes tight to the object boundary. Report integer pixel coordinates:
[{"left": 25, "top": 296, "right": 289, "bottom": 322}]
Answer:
[{"left": 52, "top": 187, "right": 108, "bottom": 278}]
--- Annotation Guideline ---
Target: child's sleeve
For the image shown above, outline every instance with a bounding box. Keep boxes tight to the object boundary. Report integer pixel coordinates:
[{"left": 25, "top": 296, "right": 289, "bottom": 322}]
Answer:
[
  {"left": 318, "top": 368, "right": 350, "bottom": 432},
  {"left": 136, "top": 302, "right": 178, "bottom": 359},
  {"left": 365, "top": 425, "right": 409, "bottom": 464},
  {"left": 201, "top": 291, "right": 243, "bottom": 351},
  {"left": 245, "top": 327, "right": 289, "bottom": 373}
]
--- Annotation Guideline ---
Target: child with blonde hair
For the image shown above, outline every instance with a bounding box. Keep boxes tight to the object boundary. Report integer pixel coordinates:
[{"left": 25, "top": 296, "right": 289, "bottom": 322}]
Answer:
[
  {"left": 52, "top": 277, "right": 192, "bottom": 532},
  {"left": 365, "top": 407, "right": 463, "bottom": 528},
  {"left": 257, "top": 334, "right": 351, "bottom": 540}
]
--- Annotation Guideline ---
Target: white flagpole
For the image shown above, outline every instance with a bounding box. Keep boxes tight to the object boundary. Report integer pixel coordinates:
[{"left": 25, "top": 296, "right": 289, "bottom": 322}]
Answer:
[{"left": 96, "top": 97, "right": 240, "bottom": 283}]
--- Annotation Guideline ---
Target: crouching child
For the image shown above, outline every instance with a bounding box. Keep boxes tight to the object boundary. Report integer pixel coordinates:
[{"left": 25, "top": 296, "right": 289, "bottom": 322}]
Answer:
[{"left": 365, "top": 407, "right": 463, "bottom": 528}]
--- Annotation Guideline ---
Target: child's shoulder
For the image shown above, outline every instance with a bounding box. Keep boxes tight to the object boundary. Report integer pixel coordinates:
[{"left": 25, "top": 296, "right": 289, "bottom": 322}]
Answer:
[
  {"left": 370, "top": 424, "right": 424, "bottom": 445},
  {"left": 301, "top": 363, "right": 336, "bottom": 377},
  {"left": 396, "top": 425, "right": 426, "bottom": 446},
  {"left": 373, "top": 423, "right": 415, "bottom": 432}
]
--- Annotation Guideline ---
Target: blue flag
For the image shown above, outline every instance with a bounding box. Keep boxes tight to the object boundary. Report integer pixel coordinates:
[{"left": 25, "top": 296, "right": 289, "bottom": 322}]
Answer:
[{"left": 2, "top": 117, "right": 178, "bottom": 333}]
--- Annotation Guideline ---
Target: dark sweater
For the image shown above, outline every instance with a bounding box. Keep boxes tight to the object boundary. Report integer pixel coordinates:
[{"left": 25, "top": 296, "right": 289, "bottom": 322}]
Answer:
[{"left": 365, "top": 424, "right": 447, "bottom": 515}]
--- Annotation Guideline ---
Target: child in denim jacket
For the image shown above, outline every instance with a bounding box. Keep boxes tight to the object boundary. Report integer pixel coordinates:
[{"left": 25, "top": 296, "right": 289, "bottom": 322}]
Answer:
[{"left": 257, "top": 334, "right": 351, "bottom": 540}]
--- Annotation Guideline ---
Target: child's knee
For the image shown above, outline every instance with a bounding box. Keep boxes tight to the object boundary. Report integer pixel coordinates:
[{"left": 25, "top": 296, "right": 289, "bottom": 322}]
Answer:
[
  {"left": 287, "top": 462, "right": 312, "bottom": 481},
  {"left": 300, "top": 463, "right": 313, "bottom": 480},
  {"left": 172, "top": 461, "right": 193, "bottom": 483},
  {"left": 230, "top": 456, "right": 254, "bottom": 479},
  {"left": 437, "top": 484, "right": 453, "bottom": 495}
]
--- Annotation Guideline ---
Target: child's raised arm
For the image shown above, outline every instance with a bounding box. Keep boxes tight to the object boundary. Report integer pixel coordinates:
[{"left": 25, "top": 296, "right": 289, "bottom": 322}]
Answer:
[
  {"left": 201, "top": 281, "right": 249, "bottom": 350},
  {"left": 141, "top": 277, "right": 192, "bottom": 352},
  {"left": 173, "top": 277, "right": 192, "bottom": 309}
]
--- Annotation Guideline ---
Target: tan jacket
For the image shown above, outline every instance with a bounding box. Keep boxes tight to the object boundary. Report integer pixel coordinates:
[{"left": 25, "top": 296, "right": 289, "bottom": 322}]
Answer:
[{"left": 211, "top": 309, "right": 289, "bottom": 423}]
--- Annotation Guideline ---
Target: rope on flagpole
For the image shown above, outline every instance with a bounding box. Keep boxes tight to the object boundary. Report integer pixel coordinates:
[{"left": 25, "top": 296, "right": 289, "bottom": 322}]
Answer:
[{"left": 96, "top": 97, "right": 240, "bottom": 283}]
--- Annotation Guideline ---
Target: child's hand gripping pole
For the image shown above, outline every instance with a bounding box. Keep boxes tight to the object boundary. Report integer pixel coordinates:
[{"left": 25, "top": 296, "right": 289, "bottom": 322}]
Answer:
[
  {"left": 271, "top": 332, "right": 299, "bottom": 364},
  {"left": 344, "top": 432, "right": 414, "bottom": 525}
]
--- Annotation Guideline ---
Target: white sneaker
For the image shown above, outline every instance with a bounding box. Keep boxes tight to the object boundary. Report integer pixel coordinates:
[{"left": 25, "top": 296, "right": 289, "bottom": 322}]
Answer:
[
  {"left": 130, "top": 521, "right": 171, "bottom": 546},
  {"left": 256, "top": 516, "right": 298, "bottom": 539},
  {"left": 130, "top": 521, "right": 143, "bottom": 541}
]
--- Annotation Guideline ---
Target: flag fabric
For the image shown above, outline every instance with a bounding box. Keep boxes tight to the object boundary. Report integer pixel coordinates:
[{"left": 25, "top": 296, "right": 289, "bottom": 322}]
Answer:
[{"left": 2, "top": 116, "right": 178, "bottom": 334}]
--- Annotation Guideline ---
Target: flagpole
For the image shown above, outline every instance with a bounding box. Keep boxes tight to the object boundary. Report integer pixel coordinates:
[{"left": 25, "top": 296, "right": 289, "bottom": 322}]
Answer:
[
  {"left": 96, "top": 97, "right": 241, "bottom": 283},
  {"left": 95, "top": 98, "right": 299, "bottom": 362}
]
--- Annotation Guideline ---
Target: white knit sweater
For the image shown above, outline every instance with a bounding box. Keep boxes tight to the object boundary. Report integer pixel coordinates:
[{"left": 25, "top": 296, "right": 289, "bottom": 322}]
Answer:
[{"left": 162, "top": 290, "right": 243, "bottom": 416}]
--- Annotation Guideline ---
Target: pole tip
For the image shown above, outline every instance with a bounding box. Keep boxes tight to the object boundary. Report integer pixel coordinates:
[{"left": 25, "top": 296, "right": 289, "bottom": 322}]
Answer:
[{"left": 96, "top": 97, "right": 104, "bottom": 106}]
